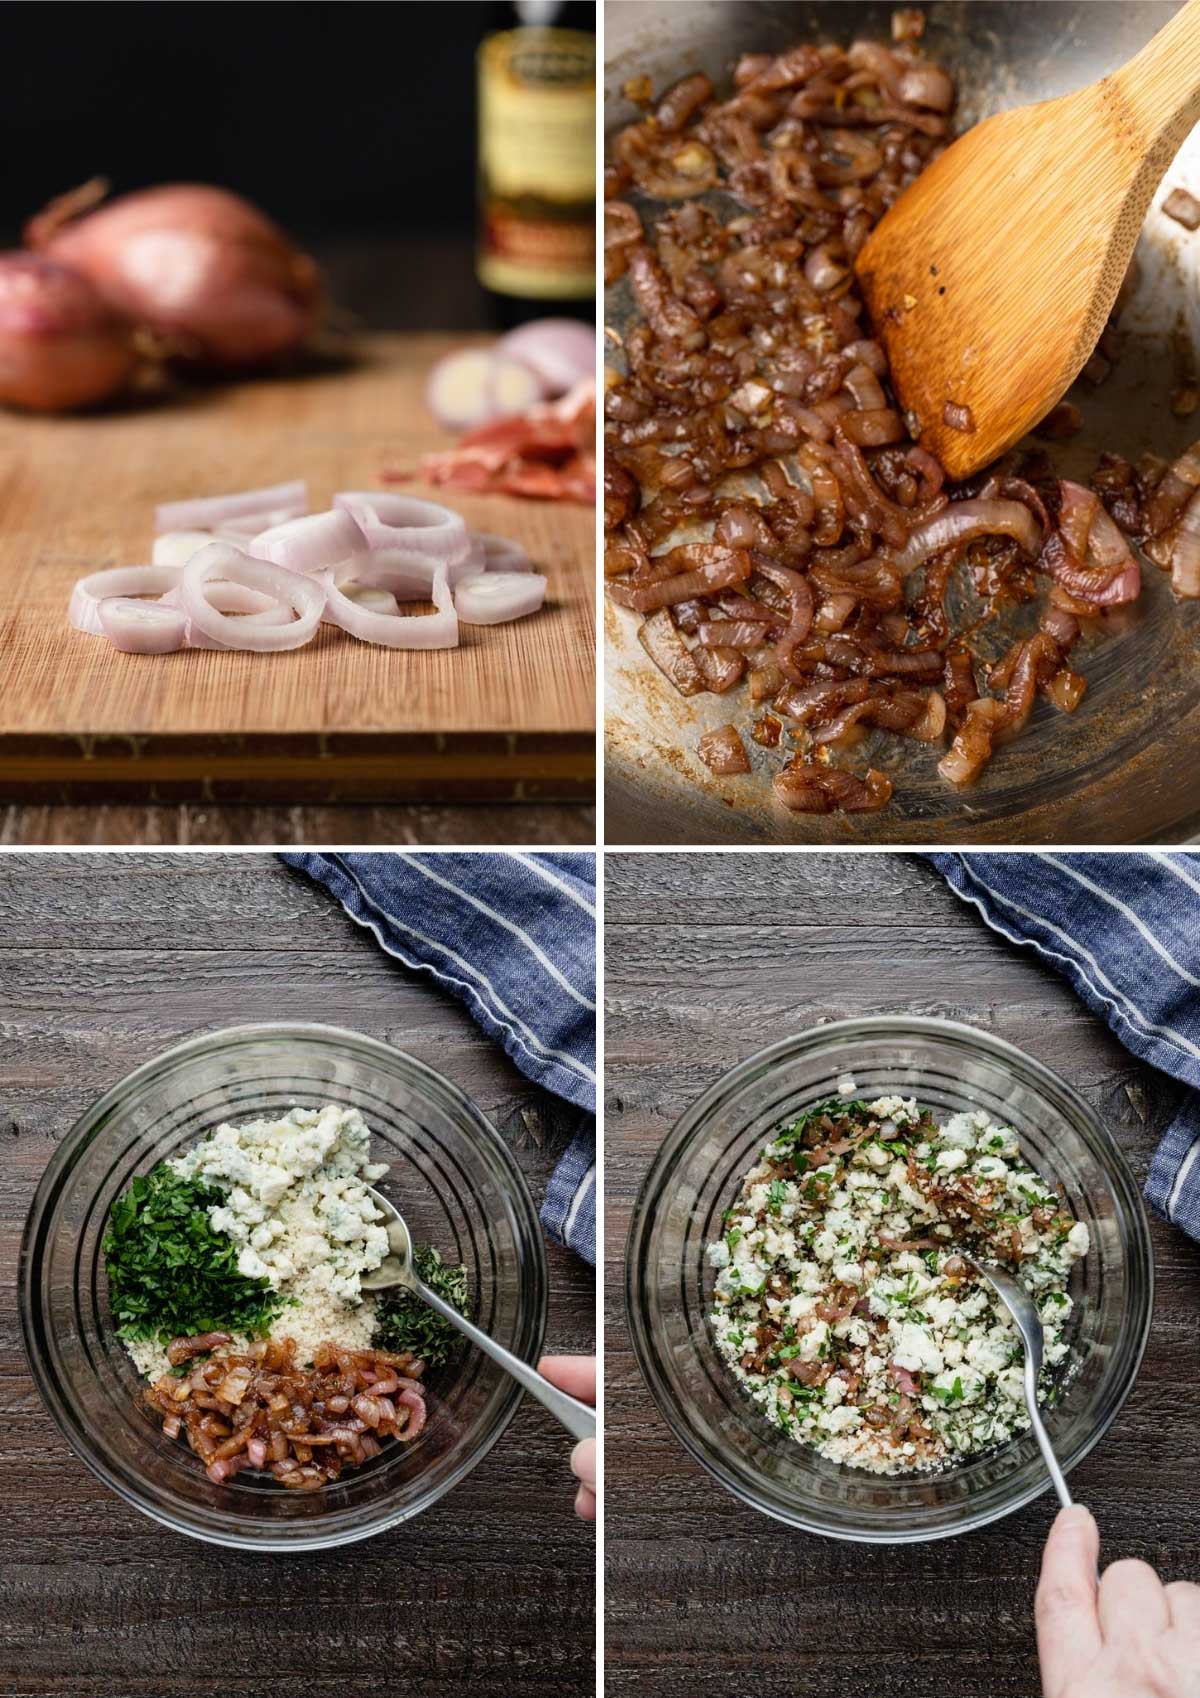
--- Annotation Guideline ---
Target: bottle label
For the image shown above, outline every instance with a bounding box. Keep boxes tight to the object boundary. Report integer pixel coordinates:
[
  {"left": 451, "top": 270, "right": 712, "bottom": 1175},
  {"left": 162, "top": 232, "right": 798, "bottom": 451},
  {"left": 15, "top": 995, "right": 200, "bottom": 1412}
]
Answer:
[{"left": 478, "top": 26, "right": 595, "bottom": 297}]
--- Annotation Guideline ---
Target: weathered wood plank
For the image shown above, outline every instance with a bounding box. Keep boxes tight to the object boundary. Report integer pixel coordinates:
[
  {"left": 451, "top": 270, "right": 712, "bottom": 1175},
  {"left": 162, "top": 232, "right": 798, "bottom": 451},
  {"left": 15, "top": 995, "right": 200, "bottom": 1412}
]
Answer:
[
  {"left": 604, "top": 851, "right": 1200, "bottom": 1698},
  {"left": 0, "top": 853, "right": 595, "bottom": 1698},
  {"left": 0, "top": 803, "right": 597, "bottom": 847}
]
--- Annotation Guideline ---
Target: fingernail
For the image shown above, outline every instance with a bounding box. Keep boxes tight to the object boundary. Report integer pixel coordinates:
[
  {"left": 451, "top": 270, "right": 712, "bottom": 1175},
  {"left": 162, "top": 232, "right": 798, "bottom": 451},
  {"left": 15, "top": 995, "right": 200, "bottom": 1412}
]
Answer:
[{"left": 1057, "top": 1504, "right": 1093, "bottom": 1529}]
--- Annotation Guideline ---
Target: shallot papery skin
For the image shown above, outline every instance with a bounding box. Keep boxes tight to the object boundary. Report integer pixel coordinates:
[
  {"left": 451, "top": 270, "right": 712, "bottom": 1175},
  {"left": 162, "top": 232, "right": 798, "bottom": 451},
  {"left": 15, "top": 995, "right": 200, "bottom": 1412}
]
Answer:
[
  {"left": 155, "top": 479, "right": 307, "bottom": 535},
  {"left": 408, "top": 379, "right": 596, "bottom": 503},
  {"left": 454, "top": 570, "right": 547, "bottom": 625},
  {"left": 181, "top": 543, "right": 325, "bottom": 651},
  {"left": 0, "top": 252, "right": 134, "bottom": 411},
  {"left": 29, "top": 182, "right": 320, "bottom": 368}
]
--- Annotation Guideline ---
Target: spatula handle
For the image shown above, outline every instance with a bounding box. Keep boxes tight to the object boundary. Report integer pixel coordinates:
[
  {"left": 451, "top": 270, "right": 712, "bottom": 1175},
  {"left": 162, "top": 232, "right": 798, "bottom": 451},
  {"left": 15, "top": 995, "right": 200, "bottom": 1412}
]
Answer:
[{"left": 1113, "top": 0, "right": 1200, "bottom": 167}]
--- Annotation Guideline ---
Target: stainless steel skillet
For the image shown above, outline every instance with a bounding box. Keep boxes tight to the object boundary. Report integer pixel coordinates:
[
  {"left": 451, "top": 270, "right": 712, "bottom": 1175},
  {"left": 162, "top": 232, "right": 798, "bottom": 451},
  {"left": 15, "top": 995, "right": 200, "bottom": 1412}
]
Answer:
[{"left": 604, "top": 0, "right": 1200, "bottom": 845}]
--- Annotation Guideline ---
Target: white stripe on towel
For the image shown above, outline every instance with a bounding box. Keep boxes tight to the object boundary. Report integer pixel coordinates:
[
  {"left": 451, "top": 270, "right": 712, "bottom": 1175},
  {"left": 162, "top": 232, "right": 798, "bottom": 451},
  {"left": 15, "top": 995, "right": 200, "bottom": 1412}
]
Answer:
[
  {"left": 397, "top": 851, "right": 595, "bottom": 1011},
  {"left": 335, "top": 861, "right": 596, "bottom": 1086},
  {"left": 1042, "top": 854, "right": 1200, "bottom": 990}
]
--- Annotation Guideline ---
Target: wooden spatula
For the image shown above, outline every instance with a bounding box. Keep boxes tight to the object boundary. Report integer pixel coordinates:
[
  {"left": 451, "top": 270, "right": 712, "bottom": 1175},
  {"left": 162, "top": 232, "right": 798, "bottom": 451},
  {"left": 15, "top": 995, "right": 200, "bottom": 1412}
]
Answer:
[{"left": 854, "top": 0, "right": 1200, "bottom": 480}]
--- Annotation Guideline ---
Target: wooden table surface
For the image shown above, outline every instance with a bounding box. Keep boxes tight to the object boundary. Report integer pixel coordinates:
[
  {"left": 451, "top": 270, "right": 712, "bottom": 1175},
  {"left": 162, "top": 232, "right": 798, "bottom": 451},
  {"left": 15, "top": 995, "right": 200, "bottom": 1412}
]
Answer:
[
  {"left": 604, "top": 851, "right": 1200, "bottom": 1698},
  {"left": 0, "top": 853, "right": 595, "bottom": 1698},
  {"left": 0, "top": 800, "right": 596, "bottom": 847}
]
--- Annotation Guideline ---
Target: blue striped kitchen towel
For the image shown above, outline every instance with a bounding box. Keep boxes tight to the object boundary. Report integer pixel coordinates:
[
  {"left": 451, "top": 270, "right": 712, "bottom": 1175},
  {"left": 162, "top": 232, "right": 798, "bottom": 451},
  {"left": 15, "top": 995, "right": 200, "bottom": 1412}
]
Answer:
[
  {"left": 931, "top": 852, "right": 1200, "bottom": 1241},
  {"left": 281, "top": 851, "right": 596, "bottom": 1264}
]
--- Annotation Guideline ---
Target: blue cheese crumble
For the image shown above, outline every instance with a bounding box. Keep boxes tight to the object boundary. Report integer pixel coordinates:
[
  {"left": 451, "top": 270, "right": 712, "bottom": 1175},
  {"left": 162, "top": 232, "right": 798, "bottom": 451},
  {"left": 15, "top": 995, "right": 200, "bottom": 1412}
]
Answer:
[
  {"left": 707, "top": 1095, "right": 1090, "bottom": 1474},
  {"left": 127, "top": 1105, "right": 391, "bottom": 1380}
]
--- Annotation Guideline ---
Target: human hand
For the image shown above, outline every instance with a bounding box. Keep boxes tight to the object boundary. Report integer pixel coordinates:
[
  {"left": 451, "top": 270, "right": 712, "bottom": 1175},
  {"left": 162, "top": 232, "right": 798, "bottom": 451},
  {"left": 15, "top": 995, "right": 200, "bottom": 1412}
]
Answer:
[
  {"left": 1037, "top": 1504, "right": 1200, "bottom": 1697},
  {"left": 538, "top": 1355, "right": 596, "bottom": 1522}
]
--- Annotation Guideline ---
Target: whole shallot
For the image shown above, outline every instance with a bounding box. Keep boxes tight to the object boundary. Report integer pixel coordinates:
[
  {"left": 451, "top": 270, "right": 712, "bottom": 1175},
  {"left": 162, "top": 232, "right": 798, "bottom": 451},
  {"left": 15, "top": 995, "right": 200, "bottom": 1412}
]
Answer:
[
  {"left": 28, "top": 180, "right": 320, "bottom": 368},
  {"left": 0, "top": 252, "right": 134, "bottom": 411}
]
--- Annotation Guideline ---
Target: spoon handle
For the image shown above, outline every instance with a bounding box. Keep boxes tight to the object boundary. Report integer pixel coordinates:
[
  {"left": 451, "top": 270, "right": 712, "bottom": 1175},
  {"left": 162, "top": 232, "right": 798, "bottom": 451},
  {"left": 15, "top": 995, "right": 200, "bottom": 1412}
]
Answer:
[
  {"left": 415, "top": 1279, "right": 596, "bottom": 1442},
  {"left": 1114, "top": 0, "right": 1200, "bottom": 169},
  {"left": 1024, "top": 1350, "right": 1072, "bottom": 1510}
]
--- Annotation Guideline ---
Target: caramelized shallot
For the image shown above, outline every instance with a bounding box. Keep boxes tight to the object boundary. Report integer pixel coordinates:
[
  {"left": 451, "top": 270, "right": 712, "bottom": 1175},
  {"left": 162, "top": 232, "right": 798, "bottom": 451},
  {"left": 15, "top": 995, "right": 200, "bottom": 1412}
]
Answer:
[
  {"left": 604, "top": 26, "right": 1154, "bottom": 812},
  {"left": 143, "top": 1336, "right": 427, "bottom": 1487},
  {"left": 698, "top": 724, "right": 751, "bottom": 774}
]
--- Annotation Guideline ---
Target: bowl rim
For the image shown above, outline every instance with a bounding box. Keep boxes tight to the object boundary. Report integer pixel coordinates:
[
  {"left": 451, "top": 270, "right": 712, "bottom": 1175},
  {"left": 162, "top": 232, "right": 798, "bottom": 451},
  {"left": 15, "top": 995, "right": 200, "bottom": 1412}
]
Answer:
[
  {"left": 624, "top": 1012, "right": 1156, "bottom": 1543},
  {"left": 20, "top": 1019, "right": 550, "bottom": 1552}
]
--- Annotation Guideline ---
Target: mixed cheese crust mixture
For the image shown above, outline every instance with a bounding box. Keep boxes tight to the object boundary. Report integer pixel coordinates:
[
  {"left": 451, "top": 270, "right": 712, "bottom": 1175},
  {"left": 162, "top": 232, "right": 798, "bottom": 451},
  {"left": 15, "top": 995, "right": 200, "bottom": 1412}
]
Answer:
[
  {"left": 707, "top": 1089, "right": 1090, "bottom": 1473},
  {"left": 126, "top": 1104, "right": 390, "bottom": 1380}
]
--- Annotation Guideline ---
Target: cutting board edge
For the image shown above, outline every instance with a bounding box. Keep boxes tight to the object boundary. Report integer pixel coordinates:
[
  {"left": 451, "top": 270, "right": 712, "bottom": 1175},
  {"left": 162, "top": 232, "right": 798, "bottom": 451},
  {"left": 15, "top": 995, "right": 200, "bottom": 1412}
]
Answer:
[{"left": 0, "top": 732, "right": 596, "bottom": 806}]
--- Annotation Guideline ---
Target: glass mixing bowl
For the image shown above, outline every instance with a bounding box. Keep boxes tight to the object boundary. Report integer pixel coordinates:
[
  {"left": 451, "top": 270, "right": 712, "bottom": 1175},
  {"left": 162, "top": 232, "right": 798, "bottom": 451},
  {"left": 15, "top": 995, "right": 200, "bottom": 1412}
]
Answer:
[
  {"left": 626, "top": 1016, "right": 1154, "bottom": 1542},
  {"left": 20, "top": 1022, "right": 548, "bottom": 1551}
]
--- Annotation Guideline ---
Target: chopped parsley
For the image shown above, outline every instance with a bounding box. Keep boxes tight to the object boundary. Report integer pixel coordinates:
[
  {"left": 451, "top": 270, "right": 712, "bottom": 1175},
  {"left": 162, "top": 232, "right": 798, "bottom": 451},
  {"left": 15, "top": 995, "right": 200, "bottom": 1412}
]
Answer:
[
  {"left": 777, "top": 1099, "right": 869, "bottom": 1146},
  {"left": 766, "top": 1179, "right": 788, "bottom": 1215},
  {"left": 103, "top": 1164, "right": 289, "bottom": 1344},
  {"left": 373, "top": 1246, "right": 470, "bottom": 1371}
]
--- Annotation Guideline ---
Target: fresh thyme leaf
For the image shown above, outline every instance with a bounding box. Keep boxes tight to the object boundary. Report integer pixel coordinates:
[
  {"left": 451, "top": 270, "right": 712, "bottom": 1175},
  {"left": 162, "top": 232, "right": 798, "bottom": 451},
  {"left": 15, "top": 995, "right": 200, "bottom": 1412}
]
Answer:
[
  {"left": 372, "top": 1246, "right": 470, "bottom": 1370},
  {"left": 103, "top": 1164, "right": 288, "bottom": 1344}
]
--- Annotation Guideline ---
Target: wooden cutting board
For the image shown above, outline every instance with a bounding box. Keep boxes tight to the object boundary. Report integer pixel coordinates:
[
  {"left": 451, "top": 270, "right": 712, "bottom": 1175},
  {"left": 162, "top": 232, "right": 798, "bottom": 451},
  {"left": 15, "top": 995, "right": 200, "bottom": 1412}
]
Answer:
[{"left": 0, "top": 334, "right": 595, "bottom": 804}]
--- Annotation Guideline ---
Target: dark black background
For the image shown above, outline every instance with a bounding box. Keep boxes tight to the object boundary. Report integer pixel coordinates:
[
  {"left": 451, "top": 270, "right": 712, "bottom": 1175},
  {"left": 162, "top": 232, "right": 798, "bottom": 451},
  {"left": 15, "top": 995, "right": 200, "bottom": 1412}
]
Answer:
[
  {"left": 0, "top": 1, "right": 488, "bottom": 243},
  {"left": 0, "top": 1, "right": 592, "bottom": 328}
]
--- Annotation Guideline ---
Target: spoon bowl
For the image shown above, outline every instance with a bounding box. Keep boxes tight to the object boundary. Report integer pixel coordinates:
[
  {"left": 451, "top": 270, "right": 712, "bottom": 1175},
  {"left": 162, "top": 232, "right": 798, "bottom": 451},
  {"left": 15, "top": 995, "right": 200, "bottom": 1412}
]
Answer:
[
  {"left": 855, "top": 0, "right": 1200, "bottom": 478},
  {"left": 962, "top": 1254, "right": 1073, "bottom": 1509}
]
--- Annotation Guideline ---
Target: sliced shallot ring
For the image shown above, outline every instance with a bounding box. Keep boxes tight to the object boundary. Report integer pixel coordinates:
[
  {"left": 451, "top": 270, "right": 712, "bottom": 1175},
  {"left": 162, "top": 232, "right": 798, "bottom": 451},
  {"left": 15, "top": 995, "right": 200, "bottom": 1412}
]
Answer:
[
  {"left": 332, "top": 490, "right": 469, "bottom": 561},
  {"left": 454, "top": 570, "right": 547, "bottom": 625},
  {"left": 318, "top": 576, "right": 402, "bottom": 624},
  {"left": 98, "top": 597, "right": 188, "bottom": 654},
  {"left": 153, "top": 530, "right": 215, "bottom": 567},
  {"left": 318, "top": 564, "right": 459, "bottom": 649},
  {"left": 216, "top": 504, "right": 308, "bottom": 542},
  {"left": 347, "top": 547, "right": 444, "bottom": 600},
  {"left": 344, "top": 585, "right": 401, "bottom": 615},
  {"left": 162, "top": 580, "right": 286, "bottom": 619},
  {"left": 181, "top": 544, "right": 324, "bottom": 651},
  {"left": 69, "top": 564, "right": 183, "bottom": 635},
  {"left": 249, "top": 509, "right": 365, "bottom": 575},
  {"left": 474, "top": 531, "right": 534, "bottom": 572},
  {"left": 162, "top": 579, "right": 295, "bottom": 646},
  {"left": 155, "top": 480, "right": 308, "bottom": 535}
]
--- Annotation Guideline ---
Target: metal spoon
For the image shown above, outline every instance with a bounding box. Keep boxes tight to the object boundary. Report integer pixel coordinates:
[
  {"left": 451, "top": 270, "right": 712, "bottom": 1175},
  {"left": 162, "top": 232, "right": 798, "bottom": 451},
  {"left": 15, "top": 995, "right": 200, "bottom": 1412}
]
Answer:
[
  {"left": 360, "top": 1189, "right": 595, "bottom": 1442},
  {"left": 962, "top": 1254, "right": 1072, "bottom": 1507}
]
